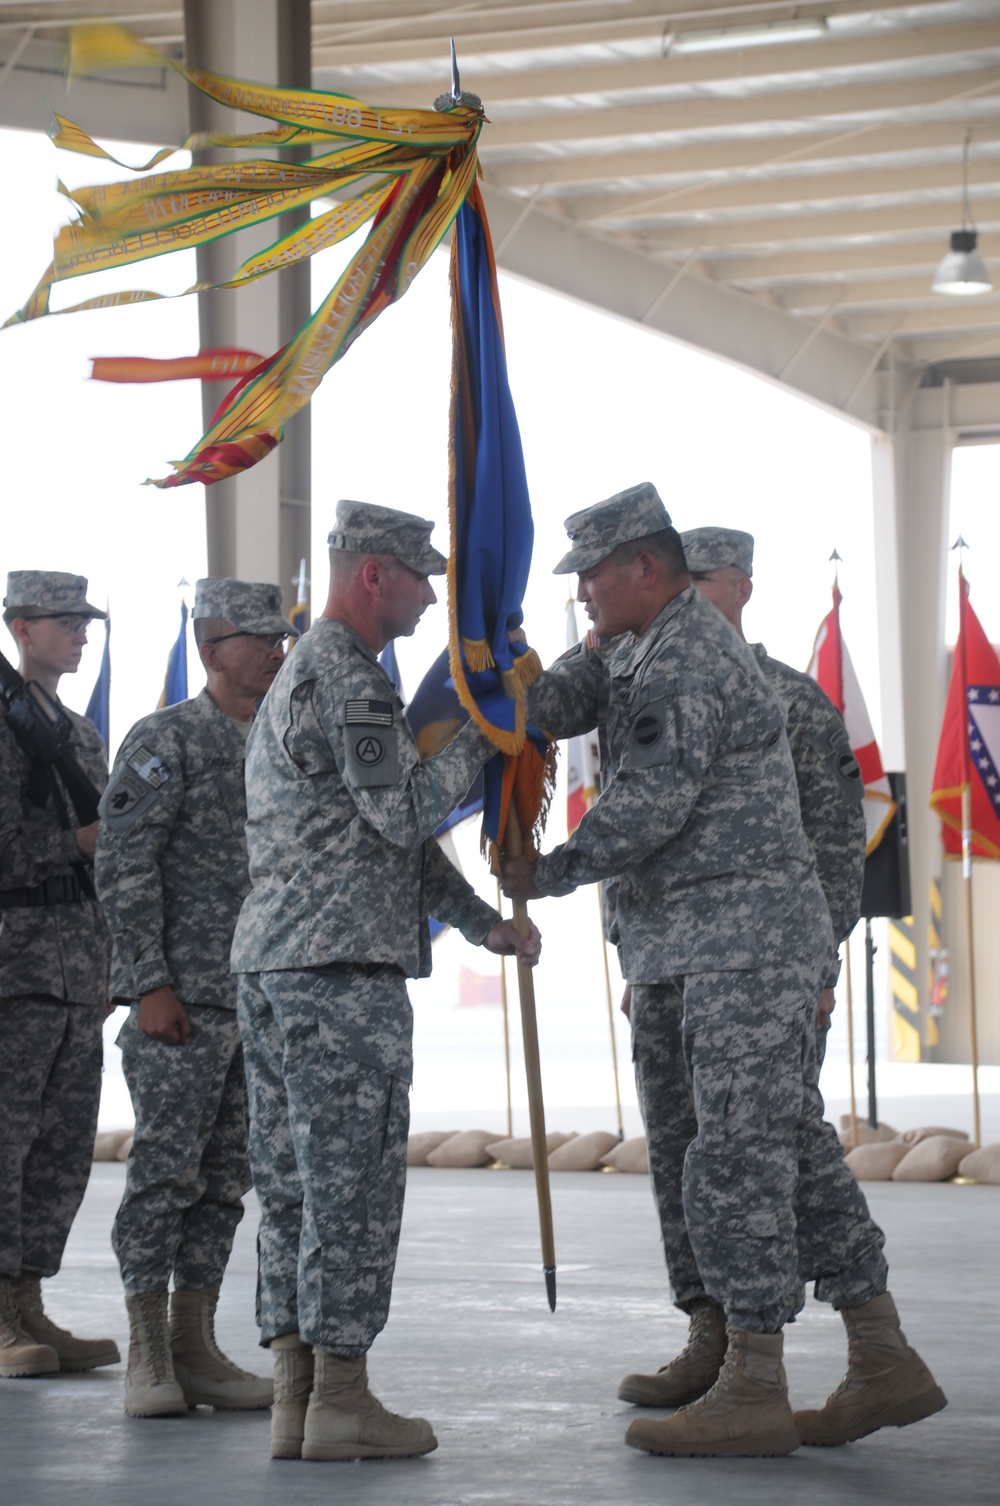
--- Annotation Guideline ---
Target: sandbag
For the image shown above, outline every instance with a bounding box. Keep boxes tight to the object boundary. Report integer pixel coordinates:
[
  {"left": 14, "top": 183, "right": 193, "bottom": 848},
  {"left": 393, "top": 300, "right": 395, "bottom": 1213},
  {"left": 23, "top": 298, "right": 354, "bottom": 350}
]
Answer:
[
  {"left": 891, "top": 1135, "right": 969, "bottom": 1182},
  {"left": 425, "top": 1129, "right": 502, "bottom": 1168},
  {"left": 599, "top": 1136, "right": 649, "bottom": 1174},
  {"left": 484, "top": 1132, "right": 575, "bottom": 1169},
  {"left": 548, "top": 1131, "right": 619, "bottom": 1170}
]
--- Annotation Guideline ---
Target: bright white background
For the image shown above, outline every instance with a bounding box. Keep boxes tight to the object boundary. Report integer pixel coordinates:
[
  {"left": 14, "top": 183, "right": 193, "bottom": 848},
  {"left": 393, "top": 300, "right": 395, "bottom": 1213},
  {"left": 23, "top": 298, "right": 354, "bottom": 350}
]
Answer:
[{"left": 1, "top": 125, "right": 997, "bottom": 1133}]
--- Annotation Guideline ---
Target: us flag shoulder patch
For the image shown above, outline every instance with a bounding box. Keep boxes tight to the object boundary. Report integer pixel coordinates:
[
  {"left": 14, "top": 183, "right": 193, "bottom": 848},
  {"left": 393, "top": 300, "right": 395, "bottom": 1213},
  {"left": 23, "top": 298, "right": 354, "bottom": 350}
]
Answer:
[{"left": 344, "top": 698, "right": 393, "bottom": 727}]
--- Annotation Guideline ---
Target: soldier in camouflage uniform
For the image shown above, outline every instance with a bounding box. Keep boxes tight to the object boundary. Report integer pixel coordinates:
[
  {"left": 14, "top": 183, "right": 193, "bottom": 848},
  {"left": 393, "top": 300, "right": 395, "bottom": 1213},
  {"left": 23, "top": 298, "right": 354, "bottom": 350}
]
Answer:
[
  {"left": 232, "top": 500, "right": 542, "bottom": 1464},
  {"left": 503, "top": 486, "right": 944, "bottom": 1457},
  {"left": 0, "top": 572, "right": 119, "bottom": 1379},
  {"left": 618, "top": 525, "right": 869, "bottom": 1412},
  {"left": 96, "top": 578, "right": 295, "bottom": 1418}
]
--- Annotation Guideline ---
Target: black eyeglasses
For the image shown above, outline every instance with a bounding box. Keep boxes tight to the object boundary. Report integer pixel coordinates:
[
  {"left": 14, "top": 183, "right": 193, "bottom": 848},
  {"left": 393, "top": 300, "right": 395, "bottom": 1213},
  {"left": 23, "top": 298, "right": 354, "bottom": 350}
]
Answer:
[{"left": 201, "top": 631, "right": 290, "bottom": 649}]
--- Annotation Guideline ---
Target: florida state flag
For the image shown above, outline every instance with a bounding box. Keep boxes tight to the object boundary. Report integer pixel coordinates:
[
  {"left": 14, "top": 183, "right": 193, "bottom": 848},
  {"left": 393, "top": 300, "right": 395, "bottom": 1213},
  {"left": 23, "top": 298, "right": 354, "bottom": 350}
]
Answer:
[{"left": 931, "top": 573, "right": 1000, "bottom": 859}]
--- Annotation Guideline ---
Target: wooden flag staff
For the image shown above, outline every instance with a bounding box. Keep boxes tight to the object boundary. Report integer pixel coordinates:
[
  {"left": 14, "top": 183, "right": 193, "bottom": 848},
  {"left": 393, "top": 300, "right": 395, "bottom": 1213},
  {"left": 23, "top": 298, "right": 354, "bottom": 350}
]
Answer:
[
  {"left": 960, "top": 786, "right": 983, "bottom": 1148},
  {"left": 495, "top": 881, "right": 514, "bottom": 1139},
  {"left": 503, "top": 806, "right": 556, "bottom": 1311}
]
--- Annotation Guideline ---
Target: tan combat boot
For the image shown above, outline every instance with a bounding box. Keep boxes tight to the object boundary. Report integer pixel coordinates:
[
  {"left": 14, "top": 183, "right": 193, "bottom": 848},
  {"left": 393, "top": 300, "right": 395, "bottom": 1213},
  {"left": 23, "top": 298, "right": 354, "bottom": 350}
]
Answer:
[
  {"left": 169, "top": 1287, "right": 272, "bottom": 1410},
  {"left": 270, "top": 1333, "right": 314, "bottom": 1460},
  {"left": 302, "top": 1351, "right": 437, "bottom": 1462},
  {"left": 123, "top": 1291, "right": 187, "bottom": 1417},
  {"left": 618, "top": 1300, "right": 727, "bottom": 1406},
  {"left": 793, "top": 1292, "right": 947, "bottom": 1446},
  {"left": 0, "top": 1273, "right": 58, "bottom": 1378},
  {"left": 625, "top": 1327, "right": 801, "bottom": 1458},
  {"left": 18, "top": 1274, "right": 120, "bottom": 1371}
]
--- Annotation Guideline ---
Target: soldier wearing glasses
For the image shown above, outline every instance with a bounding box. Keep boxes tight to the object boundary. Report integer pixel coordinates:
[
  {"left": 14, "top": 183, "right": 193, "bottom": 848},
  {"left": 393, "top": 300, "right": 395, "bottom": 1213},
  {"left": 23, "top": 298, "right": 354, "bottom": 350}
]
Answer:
[
  {"left": 96, "top": 577, "right": 294, "bottom": 1419},
  {"left": 0, "top": 572, "right": 118, "bottom": 1380}
]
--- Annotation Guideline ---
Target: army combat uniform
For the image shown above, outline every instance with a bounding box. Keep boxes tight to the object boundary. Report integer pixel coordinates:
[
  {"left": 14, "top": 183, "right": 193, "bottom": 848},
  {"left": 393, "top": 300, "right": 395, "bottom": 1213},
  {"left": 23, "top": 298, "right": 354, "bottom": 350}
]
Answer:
[
  {"left": 97, "top": 689, "right": 255, "bottom": 1295},
  {"left": 0, "top": 701, "right": 110, "bottom": 1285},
  {"left": 631, "top": 644, "right": 868, "bottom": 1313},
  {"left": 528, "top": 583, "right": 886, "bottom": 1332},
  {"left": 233, "top": 616, "right": 499, "bottom": 1355}
]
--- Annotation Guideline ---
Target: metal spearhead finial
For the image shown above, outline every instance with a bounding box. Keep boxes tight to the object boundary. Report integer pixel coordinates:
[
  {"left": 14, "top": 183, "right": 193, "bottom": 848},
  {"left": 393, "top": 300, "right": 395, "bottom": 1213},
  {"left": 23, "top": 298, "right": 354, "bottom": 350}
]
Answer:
[
  {"left": 293, "top": 557, "right": 309, "bottom": 604},
  {"left": 829, "top": 549, "right": 842, "bottom": 563},
  {"left": 433, "top": 37, "right": 483, "bottom": 112},
  {"left": 952, "top": 535, "right": 969, "bottom": 575}
]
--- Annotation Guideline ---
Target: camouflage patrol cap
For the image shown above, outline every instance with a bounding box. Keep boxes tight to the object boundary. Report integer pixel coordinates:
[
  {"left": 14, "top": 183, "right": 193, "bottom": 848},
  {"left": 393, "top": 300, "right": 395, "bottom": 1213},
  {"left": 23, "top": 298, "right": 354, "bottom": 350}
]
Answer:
[
  {"left": 193, "top": 578, "right": 296, "bottom": 636},
  {"left": 681, "top": 527, "right": 754, "bottom": 577},
  {"left": 553, "top": 482, "right": 671, "bottom": 575},
  {"left": 328, "top": 499, "right": 447, "bottom": 576},
  {"left": 3, "top": 571, "right": 107, "bottom": 619}
]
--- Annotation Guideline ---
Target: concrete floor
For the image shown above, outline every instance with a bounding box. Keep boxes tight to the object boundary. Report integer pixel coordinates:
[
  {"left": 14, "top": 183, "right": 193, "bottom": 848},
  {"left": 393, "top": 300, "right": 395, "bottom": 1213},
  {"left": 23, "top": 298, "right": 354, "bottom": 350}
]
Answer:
[{"left": 4, "top": 1164, "right": 996, "bottom": 1506}]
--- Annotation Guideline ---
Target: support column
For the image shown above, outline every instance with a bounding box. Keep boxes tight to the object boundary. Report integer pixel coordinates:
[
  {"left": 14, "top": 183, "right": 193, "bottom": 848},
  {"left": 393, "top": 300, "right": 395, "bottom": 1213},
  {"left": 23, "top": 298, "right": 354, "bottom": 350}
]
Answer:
[
  {"left": 871, "top": 385, "right": 954, "bottom": 1052},
  {"left": 183, "top": 0, "right": 311, "bottom": 611}
]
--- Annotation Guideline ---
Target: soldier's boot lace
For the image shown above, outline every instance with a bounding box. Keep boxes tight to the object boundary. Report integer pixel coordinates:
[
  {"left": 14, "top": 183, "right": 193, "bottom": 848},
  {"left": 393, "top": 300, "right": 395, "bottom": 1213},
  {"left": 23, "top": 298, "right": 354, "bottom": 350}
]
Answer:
[
  {"left": 270, "top": 1333, "right": 314, "bottom": 1459},
  {"left": 123, "top": 1290, "right": 187, "bottom": 1417},
  {"left": 302, "top": 1350, "right": 438, "bottom": 1461},
  {"left": 0, "top": 1273, "right": 58, "bottom": 1378},
  {"left": 169, "top": 1286, "right": 272, "bottom": 1410},
  {"left": 618, "top": 1299, "right": 727, "bottom": 1406},
  {"left": 793, "top": 1292, "right": 947, "bottom": 1446},
  {"left": 625, "top": 1326, "right": 801, "bottom": 1458},
  {"left": 18, "top": 1273, "right": 120, "bottom": 1371}
]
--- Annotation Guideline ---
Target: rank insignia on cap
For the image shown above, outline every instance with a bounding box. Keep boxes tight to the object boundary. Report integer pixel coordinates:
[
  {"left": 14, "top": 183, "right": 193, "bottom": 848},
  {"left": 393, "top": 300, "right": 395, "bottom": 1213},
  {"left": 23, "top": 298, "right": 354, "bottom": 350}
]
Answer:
[{"left": 344, "top": 699, "right": 393, "bottom": 727}]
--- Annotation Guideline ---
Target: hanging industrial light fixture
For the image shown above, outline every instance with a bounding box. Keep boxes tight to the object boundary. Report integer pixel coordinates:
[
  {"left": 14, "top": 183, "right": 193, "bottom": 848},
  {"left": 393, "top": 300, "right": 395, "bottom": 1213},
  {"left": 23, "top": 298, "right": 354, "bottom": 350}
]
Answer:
[{"left": 931, "top": 133, "right": 992, "bottom": 296}]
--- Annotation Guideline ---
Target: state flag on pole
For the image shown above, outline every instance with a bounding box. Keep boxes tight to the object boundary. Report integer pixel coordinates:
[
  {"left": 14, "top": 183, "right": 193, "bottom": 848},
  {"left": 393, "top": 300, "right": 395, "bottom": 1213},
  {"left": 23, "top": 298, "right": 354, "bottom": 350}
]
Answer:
[
  {"left": 158, "top": 600, "right": 189, "bottom": 708},
  {"left": 564, "top": 600, "right": 600, "bottom": 834},
  {"left": 930, "top": 573, "right": 1000, "bottom": 859},
  {"left": 807, "top": 583, "right": 895, "bottom": 854}
]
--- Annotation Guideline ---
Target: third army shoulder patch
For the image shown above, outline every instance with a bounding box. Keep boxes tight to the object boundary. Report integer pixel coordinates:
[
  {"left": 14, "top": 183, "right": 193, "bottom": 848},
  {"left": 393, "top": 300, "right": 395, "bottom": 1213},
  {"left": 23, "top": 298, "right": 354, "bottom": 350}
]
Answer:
[{"left": 344, "top": 699, "right": 400, "bottom": 788}]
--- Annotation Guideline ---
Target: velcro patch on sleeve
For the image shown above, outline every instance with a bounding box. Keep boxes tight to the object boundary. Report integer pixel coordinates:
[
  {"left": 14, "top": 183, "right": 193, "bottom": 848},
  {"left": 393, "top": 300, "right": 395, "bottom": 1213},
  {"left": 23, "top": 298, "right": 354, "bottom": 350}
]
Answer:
[
  {"left": 344, "top": 724, "right": 400, "bottom": 788},
  {"left": 344, "top": 699, "right": 393, "bottom": 727}
]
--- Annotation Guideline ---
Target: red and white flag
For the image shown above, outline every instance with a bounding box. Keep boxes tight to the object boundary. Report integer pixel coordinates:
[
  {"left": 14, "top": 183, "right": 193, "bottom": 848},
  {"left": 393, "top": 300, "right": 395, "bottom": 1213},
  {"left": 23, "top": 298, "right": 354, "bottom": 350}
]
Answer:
[
  {"left": 565, "top": 601, "right": 600, "bottom": 833},
  {"left": 930, "top": 571, "right": 1000, "bottom": 861},
  {"left": 807, "top": 583, "right": 895, "bottom": 854}
]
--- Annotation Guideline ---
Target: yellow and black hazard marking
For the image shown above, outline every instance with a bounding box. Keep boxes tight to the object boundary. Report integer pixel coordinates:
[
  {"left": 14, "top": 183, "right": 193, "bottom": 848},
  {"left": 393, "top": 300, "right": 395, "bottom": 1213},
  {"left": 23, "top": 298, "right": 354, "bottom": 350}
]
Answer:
[
  {"left": 889, "top": 881, "right": 944, "bottom": 1061},
  {"left": 889, "top": 913, "right": 921, "bottom": 1062}
]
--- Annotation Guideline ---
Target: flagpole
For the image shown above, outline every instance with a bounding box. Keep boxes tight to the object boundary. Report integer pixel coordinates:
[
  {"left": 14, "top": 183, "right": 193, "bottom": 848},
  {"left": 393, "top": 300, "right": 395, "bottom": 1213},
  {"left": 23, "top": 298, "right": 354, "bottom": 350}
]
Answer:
[
  {"left": 843, "top": 935, "right": 859, "bottom": 1147},
  {"left": 595, "top": 884, "right": 624, "bottom": 1140},
  {"left": 496, "top": 880, "right": 514, "bottom": 1139},
  {"left": 503, "top": 806, "right": 556, "bottom": 1311},
  {"left": 960, "top": 786, "right": 983, "bottom": 1147}
]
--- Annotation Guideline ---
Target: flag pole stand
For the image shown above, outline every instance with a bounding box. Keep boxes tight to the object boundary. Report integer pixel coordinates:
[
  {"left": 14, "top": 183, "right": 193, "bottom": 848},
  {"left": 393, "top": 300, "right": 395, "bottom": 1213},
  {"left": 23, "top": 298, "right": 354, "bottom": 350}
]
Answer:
[
  {"left": 844, "top": 935, "right": 859, "bottom": 1147},
  {"left": 503, "top": 807, "right": 556, "bottom": 1311},
  {"left": 496, "top": 881, "right": 514, "bottom": 1139},
  {"left": 961, "top": 788, "right": 983, "bottom": 1148},
  {"left": 596, "top": 884, "right": 624, "bottom": 1141}
]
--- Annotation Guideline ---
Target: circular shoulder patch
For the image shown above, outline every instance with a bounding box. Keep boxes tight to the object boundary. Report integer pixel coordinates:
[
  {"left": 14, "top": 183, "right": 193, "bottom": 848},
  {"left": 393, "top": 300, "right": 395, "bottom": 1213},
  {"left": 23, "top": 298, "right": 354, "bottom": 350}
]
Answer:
[
  {"left": 632, "top": 712, "right": 662, "bottom": 748},
  {"left": 355, "top": 734, "right": 385, "bottom": 766}
]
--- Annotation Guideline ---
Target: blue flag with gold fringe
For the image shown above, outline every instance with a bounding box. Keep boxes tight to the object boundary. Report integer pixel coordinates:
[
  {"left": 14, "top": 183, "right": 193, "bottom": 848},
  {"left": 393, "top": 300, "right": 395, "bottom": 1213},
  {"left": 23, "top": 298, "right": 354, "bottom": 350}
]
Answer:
[{"left": 447, "top": 182, "right": 552, "bottom": 853}]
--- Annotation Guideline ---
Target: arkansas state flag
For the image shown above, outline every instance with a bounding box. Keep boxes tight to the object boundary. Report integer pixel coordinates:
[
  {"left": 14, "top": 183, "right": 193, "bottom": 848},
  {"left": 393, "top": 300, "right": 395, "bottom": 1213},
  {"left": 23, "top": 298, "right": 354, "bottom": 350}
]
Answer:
[
  {"left": 930, "top": 573, "right": 1000, "bottom": 859},
  {"left": 564, "top": 600, "right": 600, "bottom": 833},
  {"left": 807, "top": 583, "right": 895, "bottom": 854}
]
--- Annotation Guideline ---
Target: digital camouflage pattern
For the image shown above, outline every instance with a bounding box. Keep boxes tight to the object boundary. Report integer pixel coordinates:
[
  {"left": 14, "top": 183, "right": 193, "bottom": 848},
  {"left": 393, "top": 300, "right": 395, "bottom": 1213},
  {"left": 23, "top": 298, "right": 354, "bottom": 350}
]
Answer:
[
  {"left": 327, "top": 500, "right": 447, "bottom": 576},
  {"left": 0, "top": 699, "right": 109, "bottom": 1281},
  {"left": 97, "top": 690, "right": 258, "bottom": 1295},
  {"left": 237, "top": 967, "right": 410, "bottom": 1353},
  {"left": 192, "top": 577, "right": 294, "bottom": 636},
  {"left": 528, "top": 586, "right": 885, "bottom": 1329},
  {"left": 631, "top": 978, "right": 886, "bottom": 1324},
  {"left": 234, "top": 616, "right": 501, "bottom": 1353},
  {"left": 553, "top": 482, "right": 670, "bottom": 576},
  {"left": 0, "top": 704, "right": 109, "bottom": 1003},
  {"left": 3, "top": 570, "right": 106, "bottom": 618},
  {"left": 112, "top": 1004, "right": 250, "bottom": 1294},
  {"left": 680, "top": 526, "right": 755, "bottom": 577},
  {"left": 232, "top": 617, "right": 499, "bottom": 978},
  {"left": 527, "top": 587, "right": 836, "bottom": 980},
  {"left": 680, "top": 964, "right": 887, "bottom": 1331},
  {"left": 96, "top": 690, "right": 252, "bottom": 1009},
  {"left": 755, "top": 645, "right": 866, "bottom": 964},
  {"left": 0, "top": 1002, "right": 104, "bottom": 1278}
]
